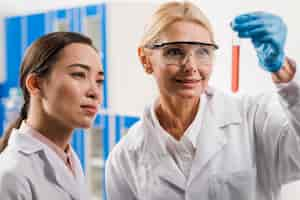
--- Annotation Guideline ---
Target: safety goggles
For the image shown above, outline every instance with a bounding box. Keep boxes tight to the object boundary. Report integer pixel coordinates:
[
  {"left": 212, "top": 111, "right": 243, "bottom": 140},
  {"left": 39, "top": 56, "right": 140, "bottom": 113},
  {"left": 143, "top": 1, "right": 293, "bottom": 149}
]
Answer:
[{"left": 144, "top": 41, "right": 218, "bottom": 66}]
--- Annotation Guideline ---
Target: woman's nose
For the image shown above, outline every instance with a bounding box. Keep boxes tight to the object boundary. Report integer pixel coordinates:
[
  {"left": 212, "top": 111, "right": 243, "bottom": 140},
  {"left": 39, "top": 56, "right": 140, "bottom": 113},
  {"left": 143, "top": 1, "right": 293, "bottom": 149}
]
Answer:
[
  {"left": 87, "top": 81, "right": 102, "bottom": 101},
  {"left": 181, "top": 53, "right": 198, "bottom": 73}
]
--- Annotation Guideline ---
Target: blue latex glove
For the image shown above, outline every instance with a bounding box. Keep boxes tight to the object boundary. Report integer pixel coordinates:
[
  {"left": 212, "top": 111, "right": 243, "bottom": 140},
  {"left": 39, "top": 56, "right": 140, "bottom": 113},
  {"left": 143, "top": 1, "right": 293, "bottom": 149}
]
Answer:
[{"left": 231, "top": 12, "right": 287, "bottom": 72}]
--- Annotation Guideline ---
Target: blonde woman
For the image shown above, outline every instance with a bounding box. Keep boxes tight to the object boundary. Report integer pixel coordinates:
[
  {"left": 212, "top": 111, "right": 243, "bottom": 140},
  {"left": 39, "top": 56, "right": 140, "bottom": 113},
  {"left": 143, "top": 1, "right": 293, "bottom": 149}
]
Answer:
[{"left": 105, "top": 1, "right": 299, "bottom": 200}]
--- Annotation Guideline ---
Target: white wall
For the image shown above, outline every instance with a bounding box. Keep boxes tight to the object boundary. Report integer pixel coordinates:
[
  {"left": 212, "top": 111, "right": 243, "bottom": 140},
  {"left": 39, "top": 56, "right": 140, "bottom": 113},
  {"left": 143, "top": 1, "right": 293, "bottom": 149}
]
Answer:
[{"left": 106, "top": 2, "right": 159, "bottom": 116}]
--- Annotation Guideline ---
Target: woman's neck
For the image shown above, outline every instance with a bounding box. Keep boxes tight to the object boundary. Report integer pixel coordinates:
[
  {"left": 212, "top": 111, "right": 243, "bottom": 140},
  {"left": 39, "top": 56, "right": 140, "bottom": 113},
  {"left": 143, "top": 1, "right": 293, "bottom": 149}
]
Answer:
[
  {"left": 26, "top": 114, "right": 73, "bottom": 151},
  {"left": 155, "top": 95, "right": 200, "bottom": 140}
]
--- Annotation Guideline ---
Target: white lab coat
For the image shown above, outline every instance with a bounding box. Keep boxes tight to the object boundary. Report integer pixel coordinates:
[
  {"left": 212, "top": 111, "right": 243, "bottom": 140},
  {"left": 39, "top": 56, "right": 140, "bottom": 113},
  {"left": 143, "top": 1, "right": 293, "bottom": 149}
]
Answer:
[
  {"left": 106, "top": 80, "right": 300, "bottom": 200},
  {"left": 0, "top": 129, "right": 90, "bottom": 200}
]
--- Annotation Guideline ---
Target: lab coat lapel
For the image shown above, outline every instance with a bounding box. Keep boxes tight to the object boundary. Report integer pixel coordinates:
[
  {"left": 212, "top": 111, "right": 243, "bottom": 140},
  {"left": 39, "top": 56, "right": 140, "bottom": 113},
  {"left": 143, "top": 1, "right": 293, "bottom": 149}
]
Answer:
[
  {"left": 188, "top": 88, "right": 242, "bottom": 185},
  {"left": 155, "top": 156, "right": 186, "bottom": 191},
  {"left": 188, "top": 100, "right": 227, "bottom": 185},
  {"left": 12, "top": 131, "right": 80, "bottom": 200},
  {"left": 71, "top": 147, "right": 90, "bottom": 199},
  {"left": 41, "top": 145, "right": 80, "bottom": 200},
  {"left": 141, "top": 111, "right": 186, "bottom": 191}
]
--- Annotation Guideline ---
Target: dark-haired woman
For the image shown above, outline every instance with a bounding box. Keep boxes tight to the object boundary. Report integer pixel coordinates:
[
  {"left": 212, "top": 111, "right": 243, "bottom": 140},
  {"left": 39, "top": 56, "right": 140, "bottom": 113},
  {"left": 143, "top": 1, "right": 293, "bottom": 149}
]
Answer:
[{"left": 0, "top": 32, "right": 104, "bottom": 200}]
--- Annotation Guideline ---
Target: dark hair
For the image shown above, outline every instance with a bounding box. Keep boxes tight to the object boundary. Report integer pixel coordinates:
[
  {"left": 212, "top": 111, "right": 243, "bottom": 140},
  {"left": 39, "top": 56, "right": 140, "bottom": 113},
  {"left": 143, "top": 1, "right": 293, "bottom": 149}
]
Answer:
[{"left": 0, "top": 32, "right": 96, "bottom": 153}]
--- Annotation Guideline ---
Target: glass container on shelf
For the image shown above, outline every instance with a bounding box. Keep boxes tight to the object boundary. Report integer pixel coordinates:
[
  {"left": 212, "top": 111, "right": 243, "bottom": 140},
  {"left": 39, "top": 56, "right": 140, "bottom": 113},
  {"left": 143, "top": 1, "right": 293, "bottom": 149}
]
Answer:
[
  {"left": 52, "top": 10, "right": 70, "bottom": 32},
  {"left": 86, "top": 113, "right": 106, "bottom": 200},
  {"left": 53, "top": 19, "right": 69, "bottom": 32},
  {"left": 2, "top": 88, "right": 23, "bottom": 130},
  {"left": 83, "top": 15, "right": 102, "bottom": 52}
]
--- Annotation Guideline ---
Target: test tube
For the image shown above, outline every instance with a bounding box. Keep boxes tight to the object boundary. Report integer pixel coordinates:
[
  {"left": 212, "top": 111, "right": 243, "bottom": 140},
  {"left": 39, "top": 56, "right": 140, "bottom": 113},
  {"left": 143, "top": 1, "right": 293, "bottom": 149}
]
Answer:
[{"left": 232, "top": 32, "right": 240, "bottom": 93}]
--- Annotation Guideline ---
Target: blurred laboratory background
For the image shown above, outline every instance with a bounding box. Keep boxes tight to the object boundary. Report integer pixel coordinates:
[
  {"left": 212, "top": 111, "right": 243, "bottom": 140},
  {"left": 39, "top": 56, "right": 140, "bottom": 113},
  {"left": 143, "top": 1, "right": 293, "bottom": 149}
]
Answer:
[{"left": 0, "top": 0, "right": 299, "bottom": 199}]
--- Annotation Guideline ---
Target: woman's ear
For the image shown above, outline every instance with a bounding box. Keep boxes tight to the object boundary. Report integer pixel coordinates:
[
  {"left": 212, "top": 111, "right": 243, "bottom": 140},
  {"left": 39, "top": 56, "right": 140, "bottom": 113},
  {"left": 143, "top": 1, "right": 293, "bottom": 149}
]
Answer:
[
  {"left": 138, "top": 47, "right": 153, "bottom": 74},
  {"left": 25, "top": 73, "right": 42, "bottom": 96}
]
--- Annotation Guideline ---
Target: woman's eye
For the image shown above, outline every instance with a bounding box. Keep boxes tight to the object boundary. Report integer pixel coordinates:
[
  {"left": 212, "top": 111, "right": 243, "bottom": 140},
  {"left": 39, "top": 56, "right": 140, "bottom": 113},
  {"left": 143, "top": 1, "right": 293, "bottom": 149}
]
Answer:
[
  {"left": 164, "top": 48, "right": 184, "bottom": 57},
  {"left": 196, "top": 47, "right": 211, "bottom": 56},
  {"left": 71, "top": 72, "right": 86, "bottom": 78}
]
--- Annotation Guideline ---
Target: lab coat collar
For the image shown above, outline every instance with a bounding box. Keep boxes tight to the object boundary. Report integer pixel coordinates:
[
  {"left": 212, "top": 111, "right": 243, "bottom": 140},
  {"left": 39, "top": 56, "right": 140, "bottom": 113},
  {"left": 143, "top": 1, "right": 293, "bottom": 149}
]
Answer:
[
  {"left": 155, "top": 156, "right": 187, "bottom": 191},
  {"left": 188, "top": 87, "right": 242, "bottom": 185},
  {"left": 140, "top": 108, "right": 187, "bottom": 191},
  {"left": 150, "top": 92, "right": 208, "bottom": 150},
  {"left": 39, "top": 148, "right": 81, "bottom": 199},
  {"left": 205, "top": 86, "right": 242, "bottom": 127},
  {"left": 8, "top": 128, "right": 44, "bottom": 154},
  {"left": 140, "top": 87, "right": 242, "bottom": 189},
  {"left": 8, "top": 129, "right": 82, "bottom": 199}
]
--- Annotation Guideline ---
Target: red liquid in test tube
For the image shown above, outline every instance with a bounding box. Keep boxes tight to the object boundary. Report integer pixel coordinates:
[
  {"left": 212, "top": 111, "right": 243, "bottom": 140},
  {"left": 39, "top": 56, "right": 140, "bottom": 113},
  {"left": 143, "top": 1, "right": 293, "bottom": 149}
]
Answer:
[{"left": 232, "top": 33, "right": 240, "bottom": 93}]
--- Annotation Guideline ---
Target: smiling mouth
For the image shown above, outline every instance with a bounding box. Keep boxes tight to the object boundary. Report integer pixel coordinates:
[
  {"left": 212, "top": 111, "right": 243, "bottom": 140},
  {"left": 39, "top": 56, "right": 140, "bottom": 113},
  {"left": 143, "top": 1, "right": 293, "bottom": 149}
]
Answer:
[{"left": 175, "top": 79, "right": 202, "bottom": 83}]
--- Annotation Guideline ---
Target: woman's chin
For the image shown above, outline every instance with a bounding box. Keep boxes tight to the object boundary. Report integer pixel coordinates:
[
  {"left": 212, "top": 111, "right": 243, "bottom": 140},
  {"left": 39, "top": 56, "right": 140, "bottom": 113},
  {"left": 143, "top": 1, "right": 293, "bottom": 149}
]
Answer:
[
  {"left": 175, "top": 87, "right": 205, "bottom": 99},
  {"left": 176, "top": 91, "right": 202, "bottom": 99},
  {"left": 75, "top": 119, "right": 94, "bottom": 129}
]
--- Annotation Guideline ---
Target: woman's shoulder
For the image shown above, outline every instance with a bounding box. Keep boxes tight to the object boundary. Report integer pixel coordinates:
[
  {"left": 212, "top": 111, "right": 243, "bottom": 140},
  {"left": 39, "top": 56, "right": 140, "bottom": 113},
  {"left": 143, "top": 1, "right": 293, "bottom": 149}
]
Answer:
[
  {"left": 0, "top": 149, "right": 31, "bottom": 196},
  {"left": 0, "top": 147, "right": 30, "bottom": 181},
  {"left": 107, "top": 120, "right": 147, "bottom": 163},
  {"left": 113, "top": 120, "right": 145, "bottom": 151},
  {"left": 0, "top": 130, "right": 42, "bottom": 171}
]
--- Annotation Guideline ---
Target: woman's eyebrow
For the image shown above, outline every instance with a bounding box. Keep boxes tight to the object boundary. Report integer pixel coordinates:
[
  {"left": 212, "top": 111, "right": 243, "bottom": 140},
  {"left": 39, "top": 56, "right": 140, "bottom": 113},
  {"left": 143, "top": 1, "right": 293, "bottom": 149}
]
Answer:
[{"left": 67, "top": 63, "right": 104, "bottom": 75}]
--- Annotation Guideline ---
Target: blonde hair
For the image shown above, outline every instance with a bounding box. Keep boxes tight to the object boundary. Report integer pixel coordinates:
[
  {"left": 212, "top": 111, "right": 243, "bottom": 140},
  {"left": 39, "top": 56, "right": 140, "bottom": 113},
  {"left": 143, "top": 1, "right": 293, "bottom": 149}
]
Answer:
[{"left": 139, "top": 1, "right": 215, "bottom": 47}]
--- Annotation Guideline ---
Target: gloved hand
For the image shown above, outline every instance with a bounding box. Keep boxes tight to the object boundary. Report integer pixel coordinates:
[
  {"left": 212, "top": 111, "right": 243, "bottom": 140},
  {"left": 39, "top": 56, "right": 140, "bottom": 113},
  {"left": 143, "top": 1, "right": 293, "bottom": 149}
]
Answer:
[{"left": 231, "top": 12, "right": 287, "bottom": 72}]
